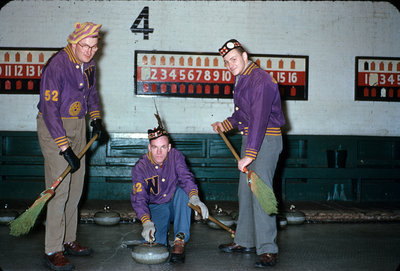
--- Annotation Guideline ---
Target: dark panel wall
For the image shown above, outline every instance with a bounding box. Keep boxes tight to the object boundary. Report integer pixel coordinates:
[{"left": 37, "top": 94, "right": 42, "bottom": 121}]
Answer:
[{"left": 0, "top": 132, "right": 399, "bottom": 203}]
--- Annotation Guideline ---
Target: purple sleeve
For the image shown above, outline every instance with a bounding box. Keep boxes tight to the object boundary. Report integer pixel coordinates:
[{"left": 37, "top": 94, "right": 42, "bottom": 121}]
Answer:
[
  {"left": 245, "top": 73, "right": 276, "bottom": 158},
  {"left": 86, "top": 64, "right": 101, "bottom": 120},
  {"left": 173, "top": 149, "right": 199, "bottom": 198},
  {"left": 223, "top": 114, "right": 239, "bottom": 132},
  {"left": 130, "top": 158, "right": 151, "bottom": 224},
  {"left": 39, "top": 60, "right": 68, "bottom": 147}
]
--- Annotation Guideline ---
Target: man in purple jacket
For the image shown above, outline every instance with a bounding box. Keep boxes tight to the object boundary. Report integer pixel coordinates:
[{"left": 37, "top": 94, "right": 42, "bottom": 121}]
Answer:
[
  {"left": 131, "top": 122, "right": 209, "bottom": 263},
  {"left": 37, "top": 22, "right": 105, "bottom": 271},
  {"left": 212, "top": 39, "right": 286, "bottom": 268}
]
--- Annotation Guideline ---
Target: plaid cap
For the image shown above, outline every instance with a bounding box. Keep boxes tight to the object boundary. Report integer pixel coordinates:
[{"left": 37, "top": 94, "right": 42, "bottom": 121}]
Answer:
[
  {"left": 148, "top": 126, "right": 168, "bottom": 141},
  {"left": 67, "top": 22, "right": 102, "bottom": 44},
  {"left": 219, "top": 39, "right": 243, "bottom": 57}
]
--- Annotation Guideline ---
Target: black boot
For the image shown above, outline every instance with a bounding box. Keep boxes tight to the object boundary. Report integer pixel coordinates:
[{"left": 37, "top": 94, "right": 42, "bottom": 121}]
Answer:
[{"left": 255, "top": 253, "right": 278, "bottom": 268}]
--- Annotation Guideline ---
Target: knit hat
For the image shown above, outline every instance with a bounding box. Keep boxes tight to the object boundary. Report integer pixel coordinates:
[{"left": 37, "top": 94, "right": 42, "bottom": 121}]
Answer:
[
  {"left": 219, "top": 39, "right": 243, "bottom": 57},
  {"left": 67, "top": 22, "right": 102, "bottom": 44}
]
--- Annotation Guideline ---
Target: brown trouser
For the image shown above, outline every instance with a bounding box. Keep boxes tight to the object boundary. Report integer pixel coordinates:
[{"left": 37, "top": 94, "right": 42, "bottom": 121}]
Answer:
[{"left": 37, "top": 114, "right": 86, "bottom": 254}]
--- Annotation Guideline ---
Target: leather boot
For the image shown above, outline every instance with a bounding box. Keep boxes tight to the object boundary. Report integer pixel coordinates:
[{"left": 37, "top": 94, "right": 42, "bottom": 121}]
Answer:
[
  {"left": 44, "top": 251, "right": 74, "bottom": 271},
  {"left": 64, "top": 241, "right": 93, "bottom": 256},
  {"left": 255, "top": 253, "right": 278, "bottom": 268},
  {"left": 169, "top": 233, "right": 185, "bottom": 263}
]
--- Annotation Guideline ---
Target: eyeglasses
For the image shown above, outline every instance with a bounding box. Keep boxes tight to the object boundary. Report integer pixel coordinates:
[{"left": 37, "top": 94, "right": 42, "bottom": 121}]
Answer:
[{"left": 77, "top": 42, "right": 98, "bottom": 52}]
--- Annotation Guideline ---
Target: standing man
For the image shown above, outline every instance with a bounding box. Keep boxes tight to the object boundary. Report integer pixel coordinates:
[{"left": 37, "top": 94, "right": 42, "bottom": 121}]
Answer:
[
  {"left": 131, "top": 116, "right": 209, "bottom": 263},
  {"left": 211, "top": 39, "right": 285, "bottom": 268},
  {"left": 37, "top": 22, "right": 105, "bottom": 271}
]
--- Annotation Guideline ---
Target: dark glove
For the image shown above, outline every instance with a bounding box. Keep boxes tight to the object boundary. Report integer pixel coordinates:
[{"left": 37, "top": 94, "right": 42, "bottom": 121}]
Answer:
[
  {"left": 90, "top": 119, "right": 103, "bottom": 141},
  {"left": 60, "top": 147, "right": 80, "bottom": 173}
]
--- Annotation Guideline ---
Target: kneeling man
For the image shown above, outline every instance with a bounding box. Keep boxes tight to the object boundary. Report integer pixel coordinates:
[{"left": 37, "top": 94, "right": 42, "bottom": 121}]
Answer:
[{"left": 130, "top": 118, "right": 208, "bottom": 263}]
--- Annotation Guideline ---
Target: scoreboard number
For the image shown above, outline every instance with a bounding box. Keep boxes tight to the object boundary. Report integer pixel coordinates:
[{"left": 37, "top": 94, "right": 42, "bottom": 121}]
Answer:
[{"left": 0, "top": 48, "right": 58, "bottom": 94}]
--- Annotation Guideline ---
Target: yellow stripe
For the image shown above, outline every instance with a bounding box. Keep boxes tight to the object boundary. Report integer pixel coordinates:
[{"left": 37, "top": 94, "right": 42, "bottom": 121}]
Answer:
[
  {"left": 64, "top": 44, "right": 79, "bottom": 64},
  {"left": 61, "top": 117, "right": 79, "bottom": 119},
  {"left": 147, "top": 152, "right": 157, "bottom": 165},
  {"left": 90, "top": 111, "right": 101, "bottom": 119},
  {"left": 248, "top": 64, "right": 257, "bottom": 74},
  {"left": 222, "top": 119, "right": 233, "bottom": 131},
  {"left": 243, "top": 127, "right": 281, "bottom": 136},
  {"left": 55, "top": 136, "right": 68, "bottom": 147},
  {"left": 243, "top": 62, "right": 257, "bottom": 76},
  {"left": 140, "top": 215, "right": 151, "bottom": 224},
  {"left": 55, "top": 136, "right": 67, "bottom": 142},
  {"left": 189, "top": 190, "right": 198, "bottom": 198},
  {"left": 245, "top": 150, "right": 257, "bottom": 159}
]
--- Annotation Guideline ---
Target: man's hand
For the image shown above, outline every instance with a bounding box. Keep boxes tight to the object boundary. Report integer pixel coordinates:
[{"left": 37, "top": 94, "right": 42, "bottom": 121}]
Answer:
[
  {"left": 211, "top": 122, "right": 225, "bottom": 133},
  {"left": 238, "top": 157, "right": 253, "bottom": 173},
  {"left": 141, "top": 221, "right": 155, "bottom": 243},
  {"left": 189, "top": 195, "right": 209, "bottom": 219},
  {"left": 90, "top": 119, "right": 104, "bottom": 141},
  {"left": 60, "top": 146, "right": 80, "bottom": 173}
]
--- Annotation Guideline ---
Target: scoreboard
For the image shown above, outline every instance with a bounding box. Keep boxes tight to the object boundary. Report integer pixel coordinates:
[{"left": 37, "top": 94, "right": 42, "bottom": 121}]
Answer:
[
  {"left": 135, "top": 51, "right": 308, "bottom": 100},
  {"left": 0, "top": 48, "right": 59, "bottom": 94},
  {"left": 355, "top": 56, "right": 400, "bottom": 102}
]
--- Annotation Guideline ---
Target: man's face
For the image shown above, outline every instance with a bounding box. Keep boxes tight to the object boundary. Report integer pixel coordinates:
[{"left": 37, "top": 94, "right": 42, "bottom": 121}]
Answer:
[
  {"left": 71, "top": 36, "right": 99, "bottom": 64},
  {"left": 148, "top": 136, "right": 171, "bottom": 165},
  {"left": 223, "top": 49, "right": 248, "bottom": 76}
]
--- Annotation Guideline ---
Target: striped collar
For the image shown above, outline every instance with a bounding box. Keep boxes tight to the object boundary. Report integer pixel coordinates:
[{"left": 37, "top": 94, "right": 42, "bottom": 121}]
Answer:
[
  {"left": 64, "top": 44, "right": 80, "bottom": 65},
  {"left": 242, "top": 61, "right": 258, "bottom": 76}
]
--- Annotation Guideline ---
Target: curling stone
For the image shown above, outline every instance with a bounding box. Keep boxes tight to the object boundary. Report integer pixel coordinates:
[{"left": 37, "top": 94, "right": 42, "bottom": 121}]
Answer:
[
  {"left": 94, "top": 205, "right": 120, "bottom": 226},
  {"left": 131, "top": 242, "right": 169, "bottom": 264},
  {"left": 230, "top": 210, "right": 239, "bottom": 221},
  {"left": 282, "top": 205, "right": 306, "bottom": 225},
  {"left": 0, "top": 204, "right": 19, "bottom": 225},
  {"left": 208, "top": 206, "right": 235, "bottom": 229},
  {"left": 277, "top": 215, "right": 288, "bottom": 229}
]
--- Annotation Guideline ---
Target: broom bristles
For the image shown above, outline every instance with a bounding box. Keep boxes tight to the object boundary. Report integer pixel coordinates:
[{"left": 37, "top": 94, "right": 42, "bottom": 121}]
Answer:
[
  {"left": 248, "top": 171, "right": 278, "bottom": 215},
  {"left": 9, "top": 192, "right": 53, "bottom": 237}
]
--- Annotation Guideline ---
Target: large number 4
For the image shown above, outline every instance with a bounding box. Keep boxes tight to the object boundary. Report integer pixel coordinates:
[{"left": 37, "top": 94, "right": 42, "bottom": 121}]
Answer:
[{"left": 130, "top": 6, "right": 154, "bottom": 40}]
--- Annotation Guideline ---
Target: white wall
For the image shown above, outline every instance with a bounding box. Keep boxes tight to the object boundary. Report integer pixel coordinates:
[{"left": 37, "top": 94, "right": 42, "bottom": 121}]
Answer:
[{"left": 0, "top": 0, "right": 399, "bottom": 136}]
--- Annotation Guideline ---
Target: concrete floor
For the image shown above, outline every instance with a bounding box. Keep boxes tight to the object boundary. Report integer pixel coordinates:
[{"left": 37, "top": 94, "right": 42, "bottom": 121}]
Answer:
[{"left": 0, "top": 220, "right": 399, "bottom": 271}]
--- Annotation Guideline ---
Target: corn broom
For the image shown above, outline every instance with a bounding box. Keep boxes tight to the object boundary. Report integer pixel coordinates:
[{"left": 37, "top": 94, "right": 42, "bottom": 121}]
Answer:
[
  {"left": 9, "top": 134, "right": 98, "bottom": 237},
  {"left": 218, "top": 129, "right": 278, "bottom": 215}
]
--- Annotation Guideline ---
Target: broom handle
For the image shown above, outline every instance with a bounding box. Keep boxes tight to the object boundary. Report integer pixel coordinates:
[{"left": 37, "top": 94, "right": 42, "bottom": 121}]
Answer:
[
  {"left": 188, "top": 203, "right": 235, "bottom": 235},
  {"left": 49, "top": 134, "right": 99, "bottom": 191},
  {"left": 217, "top": 128, "right": 248, "bottom": 173},
  {"left": 217, "top": 128, "right": 240, "bottom": 161}
]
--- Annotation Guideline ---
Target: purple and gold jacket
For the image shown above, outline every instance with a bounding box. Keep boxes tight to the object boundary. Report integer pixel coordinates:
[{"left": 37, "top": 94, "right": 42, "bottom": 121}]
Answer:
[
  {"left": 37, "top": 44, "right": 101, "bottom": 147},
  {"left": 130, "top": 148, "right": 199, "bottom": 224},
  {"left": 221, "top": 61, "right": 285, "bottom": 159}
]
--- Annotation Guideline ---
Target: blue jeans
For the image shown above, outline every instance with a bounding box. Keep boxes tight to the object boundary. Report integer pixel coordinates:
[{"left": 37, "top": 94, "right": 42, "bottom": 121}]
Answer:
[{"left": 149, "top": 187, "right": 191, "bottom": 246}]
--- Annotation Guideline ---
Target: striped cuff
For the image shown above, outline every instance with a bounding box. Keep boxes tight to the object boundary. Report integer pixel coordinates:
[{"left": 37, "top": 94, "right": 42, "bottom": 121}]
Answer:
[
  {"left": 55, "top": 136, "right": 68, "bottom": 148},
  {"left": 140, "top": 214, "right": 151, "bottom": 224},
  {"left": 245, "top": 148, "right": 258, "bottom": 160},
  {"left": 243, "top": 127, "right": 282, "bottom": 136},
  {"left": 189, "top": 189, "right": 198, "bottom": 198},
  {"left": 266, "top": 127, "right": 282, "bottom": 136},
  {"left": 90, "top": 110, "right": 101, "bottom": 119},
  {"left": 222, "top": 119, "right": 233, "bottom": 131}
]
